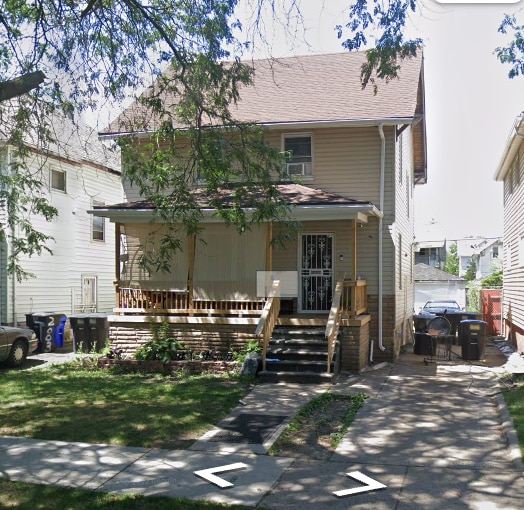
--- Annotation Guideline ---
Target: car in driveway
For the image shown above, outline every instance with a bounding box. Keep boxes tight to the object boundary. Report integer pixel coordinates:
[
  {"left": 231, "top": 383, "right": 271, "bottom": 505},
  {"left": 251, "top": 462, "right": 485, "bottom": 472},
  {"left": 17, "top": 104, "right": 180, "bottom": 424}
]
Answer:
[
  {"left": 0, "top": 325, "right": 39, "bottom": 367},
  {"left": 421, "top": 300, "right": 462, "bottom": 314}
]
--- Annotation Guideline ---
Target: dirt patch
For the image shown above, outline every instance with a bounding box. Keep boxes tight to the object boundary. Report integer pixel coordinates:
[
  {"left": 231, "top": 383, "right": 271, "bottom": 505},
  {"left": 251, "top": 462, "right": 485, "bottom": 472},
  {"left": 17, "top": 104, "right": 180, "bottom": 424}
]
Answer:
[{"left": 268, "top": 393, "right": 366, "bottom": 461}]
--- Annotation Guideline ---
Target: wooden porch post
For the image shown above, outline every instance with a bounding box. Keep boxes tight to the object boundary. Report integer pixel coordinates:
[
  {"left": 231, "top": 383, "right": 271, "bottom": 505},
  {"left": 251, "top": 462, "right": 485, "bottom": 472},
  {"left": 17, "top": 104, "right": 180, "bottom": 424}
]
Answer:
[
  {"left": 187, "top": 234, "right": 196, "bottom": 314},
  {"left": 352, "top": 220, "right": 357, "bottom": 281},
  {"left": 265, "top": 222, "right": 273, "bottom": 272},
  {"left": 115, "top": 223, "right": 121, "bottom": 309}
]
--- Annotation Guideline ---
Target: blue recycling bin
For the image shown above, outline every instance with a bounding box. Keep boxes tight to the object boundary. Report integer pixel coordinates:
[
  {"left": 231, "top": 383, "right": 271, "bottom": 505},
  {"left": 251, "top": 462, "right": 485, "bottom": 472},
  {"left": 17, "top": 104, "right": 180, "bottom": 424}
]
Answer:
[{"left": 26, "top": 312, "right": 67, "bottom": 353}]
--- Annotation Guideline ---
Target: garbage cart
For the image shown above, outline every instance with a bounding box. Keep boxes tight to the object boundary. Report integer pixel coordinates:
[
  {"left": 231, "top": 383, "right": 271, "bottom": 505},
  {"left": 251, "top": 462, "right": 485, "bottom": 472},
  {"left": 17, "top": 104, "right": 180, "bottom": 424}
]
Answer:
[
  {"left": 70, "top": 313, "right": 108, "bottom": 353},
  {"left": 459, "top": 320, "right": 487, "bottom": 361},
  {"left": 26, "top": 312, "right": 67, "bottom": 353}
]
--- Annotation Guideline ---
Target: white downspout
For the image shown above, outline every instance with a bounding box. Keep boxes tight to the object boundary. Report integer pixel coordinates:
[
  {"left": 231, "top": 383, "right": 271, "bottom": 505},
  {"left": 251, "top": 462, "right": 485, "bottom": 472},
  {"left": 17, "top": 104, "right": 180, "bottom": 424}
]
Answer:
[{"left": 377, "top": 124, "right": 386, "bottom": 351}]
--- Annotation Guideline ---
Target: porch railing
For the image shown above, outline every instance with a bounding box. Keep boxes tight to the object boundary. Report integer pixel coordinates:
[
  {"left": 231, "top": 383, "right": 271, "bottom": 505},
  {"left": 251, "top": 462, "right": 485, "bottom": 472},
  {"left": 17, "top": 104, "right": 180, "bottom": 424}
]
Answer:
[
  {"left": 255, "top": 280, "right": 281, "bottom": 371},
  {"left": 325, "top": 273, "right": 345, "bottom": 374},
  {"left": 116, "top": 287, "right": 264, "bottom": 315},
  {"left": 341, "top": 279, "right": 367, "bottom": 318}
]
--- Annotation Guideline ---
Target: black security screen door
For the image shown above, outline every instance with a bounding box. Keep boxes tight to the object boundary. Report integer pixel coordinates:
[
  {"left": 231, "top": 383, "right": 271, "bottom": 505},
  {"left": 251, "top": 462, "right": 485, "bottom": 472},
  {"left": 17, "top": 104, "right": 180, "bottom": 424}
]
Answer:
[{"left": 300, "top": 234, "right": 333, "bottom": 312}]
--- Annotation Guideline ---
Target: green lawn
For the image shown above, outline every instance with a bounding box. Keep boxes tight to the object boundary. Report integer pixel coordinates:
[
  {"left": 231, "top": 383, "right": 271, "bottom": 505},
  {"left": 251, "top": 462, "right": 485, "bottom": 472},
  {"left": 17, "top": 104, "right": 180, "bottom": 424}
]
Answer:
[
  {"left": 0, "top": 361, "right": 255, "bottom": 508},
  {"left": 0, "top": 361, "right": 253, "bottom": 449},
  {"left": 0, "top": 479, "right": 251, "bottom": 510}
]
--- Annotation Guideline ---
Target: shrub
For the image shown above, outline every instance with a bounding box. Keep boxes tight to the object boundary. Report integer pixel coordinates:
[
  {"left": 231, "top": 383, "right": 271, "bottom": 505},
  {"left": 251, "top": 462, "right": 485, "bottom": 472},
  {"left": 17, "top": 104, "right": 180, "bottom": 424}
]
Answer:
[{"left": 135, "top": 321, "right": 185, "bottom": 364}]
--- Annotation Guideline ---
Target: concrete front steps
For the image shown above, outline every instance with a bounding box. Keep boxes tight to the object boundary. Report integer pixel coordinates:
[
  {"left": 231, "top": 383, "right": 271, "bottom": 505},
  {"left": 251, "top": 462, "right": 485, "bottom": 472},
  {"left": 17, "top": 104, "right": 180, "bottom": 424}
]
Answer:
[{"left": 257, "top": 326, "right": 340, "bottom": 383}]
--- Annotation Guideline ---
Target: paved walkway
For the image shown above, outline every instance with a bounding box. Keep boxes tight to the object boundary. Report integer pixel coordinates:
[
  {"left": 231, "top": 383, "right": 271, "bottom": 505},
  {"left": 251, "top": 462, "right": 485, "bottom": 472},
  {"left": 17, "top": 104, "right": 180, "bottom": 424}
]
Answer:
[{"left": 1, "top": 340, "right": 523, "bottom": 508}]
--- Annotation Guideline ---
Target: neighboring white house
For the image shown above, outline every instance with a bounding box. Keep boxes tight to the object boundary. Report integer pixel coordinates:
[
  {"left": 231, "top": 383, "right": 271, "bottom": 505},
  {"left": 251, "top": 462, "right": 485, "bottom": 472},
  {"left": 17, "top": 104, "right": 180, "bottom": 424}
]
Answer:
[
  {"left": 455, "top": 238, "right": 503, "bottom": 280},
  {"left": 494, "top": 112, "right": 524, "bottom": 352},
  {"left": 414, "top": 263, "right": 466, "bottom": 313},
  {"left": 413, "top": 240, "right": 447, "bottom": 269},
  {"left": 0, "top": 120, "right": 123, "bottom": 326}
]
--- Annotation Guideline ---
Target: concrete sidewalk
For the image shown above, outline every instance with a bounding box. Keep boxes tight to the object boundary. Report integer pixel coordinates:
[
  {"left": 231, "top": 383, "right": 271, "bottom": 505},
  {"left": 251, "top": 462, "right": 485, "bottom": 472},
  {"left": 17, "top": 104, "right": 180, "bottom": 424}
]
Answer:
[{"left": 1, "top": 340, "right": 523, "bottom": 508}]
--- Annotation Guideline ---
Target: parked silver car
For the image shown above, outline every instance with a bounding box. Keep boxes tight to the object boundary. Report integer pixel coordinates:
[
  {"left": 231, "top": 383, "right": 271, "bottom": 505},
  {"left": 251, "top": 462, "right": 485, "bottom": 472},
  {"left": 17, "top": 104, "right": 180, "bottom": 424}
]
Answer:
[{"left": 0, "top": 325, "right": 39, "bottom": 367}]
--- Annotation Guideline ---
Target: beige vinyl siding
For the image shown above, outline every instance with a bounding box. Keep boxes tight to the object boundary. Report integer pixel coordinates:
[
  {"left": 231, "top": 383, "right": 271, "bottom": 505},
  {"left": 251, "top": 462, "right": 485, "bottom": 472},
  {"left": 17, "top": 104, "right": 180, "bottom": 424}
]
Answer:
[
  {"left": 502, "top": 139, "right": 524, "bottom": 331},
  {"left": 392, "top": 128, "right": 416, "bottom": 334},
  {"left": 122, "top": 223, "right": 266, "bottom": 300},
  {"left": 120, "top": 124, "right": 406, "bottom": 304},
  {"left": 271, "top": 219, "right": 380, "bottom": 295},
  {"left": 194, "top": 224, "right": 266, "bottom": 299},
  {"left": 6, "top": 150, "right": 123, "bottom": 324}
]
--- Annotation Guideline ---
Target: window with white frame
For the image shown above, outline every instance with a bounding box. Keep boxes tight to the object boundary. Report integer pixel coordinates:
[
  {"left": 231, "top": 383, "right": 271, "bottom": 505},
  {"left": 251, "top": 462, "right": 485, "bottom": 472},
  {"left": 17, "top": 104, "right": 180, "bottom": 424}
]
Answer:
[
  {"left": 92, "top": 201, "right": 105, "bottom": 242},
  {"left": 50, "top": 167, "right": 66, "bottom": 192},
  {"left": 283, "top": 134, "right": 313, "bottom": 178}
]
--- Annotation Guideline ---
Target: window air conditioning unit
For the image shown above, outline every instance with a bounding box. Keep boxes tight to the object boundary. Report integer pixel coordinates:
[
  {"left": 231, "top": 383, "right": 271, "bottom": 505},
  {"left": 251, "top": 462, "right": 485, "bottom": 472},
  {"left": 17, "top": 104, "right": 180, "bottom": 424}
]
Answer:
[{"left": 286, "top": 162, "right": 306, "bottom": 176}]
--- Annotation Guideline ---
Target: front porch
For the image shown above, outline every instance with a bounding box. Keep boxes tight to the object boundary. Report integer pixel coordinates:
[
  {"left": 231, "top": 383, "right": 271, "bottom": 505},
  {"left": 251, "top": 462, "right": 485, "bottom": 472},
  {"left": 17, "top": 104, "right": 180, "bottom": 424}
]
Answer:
[{"left": 108, "top": 277, "right": 371, "bottom": 378}]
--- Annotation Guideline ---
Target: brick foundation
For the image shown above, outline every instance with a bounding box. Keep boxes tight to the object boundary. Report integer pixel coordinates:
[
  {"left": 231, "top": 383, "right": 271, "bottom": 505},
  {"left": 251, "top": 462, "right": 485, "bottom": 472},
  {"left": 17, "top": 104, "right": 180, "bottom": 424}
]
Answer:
[
  {"left": 97, "top": 357, "right": 238, "bottom": 375},
  {"left": 108, "top": 321, "right": 259, "bottom": 359},
  {"left": 340, "top": 321, "right": 370, "bottom": 373},
  {"left": 366, "top": 294, "right": 399, "bottom": 363}
]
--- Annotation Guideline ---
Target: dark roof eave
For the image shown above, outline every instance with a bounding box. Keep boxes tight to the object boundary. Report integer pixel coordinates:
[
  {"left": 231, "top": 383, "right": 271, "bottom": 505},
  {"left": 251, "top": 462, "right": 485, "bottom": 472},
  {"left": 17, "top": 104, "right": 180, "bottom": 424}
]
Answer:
[{"left": 90, "top": 203, "right": 382, "bottom": 223}]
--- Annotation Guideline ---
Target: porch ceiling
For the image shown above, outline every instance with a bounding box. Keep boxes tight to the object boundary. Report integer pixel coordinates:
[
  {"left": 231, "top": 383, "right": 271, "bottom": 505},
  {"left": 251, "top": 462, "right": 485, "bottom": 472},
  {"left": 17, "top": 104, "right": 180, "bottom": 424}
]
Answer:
[{"left": 91, "top": 183, "right": 382, "bottom": 223}]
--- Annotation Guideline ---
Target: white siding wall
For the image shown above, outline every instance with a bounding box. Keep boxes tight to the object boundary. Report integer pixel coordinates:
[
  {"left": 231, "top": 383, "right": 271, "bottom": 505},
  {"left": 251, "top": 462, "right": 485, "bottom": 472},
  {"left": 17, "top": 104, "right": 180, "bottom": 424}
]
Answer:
[
  {"left": 502, "top": 142, "right": 524, "bottom": 332},
  {"left": 5, "top": 150, "right": 123, "bottom": 325}
]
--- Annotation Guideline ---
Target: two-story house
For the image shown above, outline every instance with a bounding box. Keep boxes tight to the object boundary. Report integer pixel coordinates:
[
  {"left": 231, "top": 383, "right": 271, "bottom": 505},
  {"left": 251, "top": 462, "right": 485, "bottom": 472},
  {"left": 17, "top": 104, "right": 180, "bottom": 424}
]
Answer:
[
  {"left": 495, "top": 112, "right": 524, "bottom": 352},
  {"left": 94, "top": 51, "right": 427, "bottom": 378},
  {"left": 455, "top": 238, "right": 503, "bottom": 280},
  {"left": 413, "top": 240, "right": 447, "bottom": 268},
  {"left": 0, "top": 119, "right": 123, "bottom": 326}
]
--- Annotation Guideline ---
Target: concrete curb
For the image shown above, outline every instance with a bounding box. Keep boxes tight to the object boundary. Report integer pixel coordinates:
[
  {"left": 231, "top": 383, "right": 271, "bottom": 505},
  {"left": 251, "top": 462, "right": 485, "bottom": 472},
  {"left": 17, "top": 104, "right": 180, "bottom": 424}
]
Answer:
[{"left": 495, "top": 391, "right": 524, "bottom": 472}]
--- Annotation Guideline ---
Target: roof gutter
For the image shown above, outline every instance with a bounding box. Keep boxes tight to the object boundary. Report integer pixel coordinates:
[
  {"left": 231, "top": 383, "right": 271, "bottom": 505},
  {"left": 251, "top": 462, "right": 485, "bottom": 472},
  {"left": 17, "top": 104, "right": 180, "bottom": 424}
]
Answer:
[
  {"left": 98, "top": 117, "right": 417, "bottom": 141},
  {"left": 495, "top": 113, "right": 524, "bottom": 181}
]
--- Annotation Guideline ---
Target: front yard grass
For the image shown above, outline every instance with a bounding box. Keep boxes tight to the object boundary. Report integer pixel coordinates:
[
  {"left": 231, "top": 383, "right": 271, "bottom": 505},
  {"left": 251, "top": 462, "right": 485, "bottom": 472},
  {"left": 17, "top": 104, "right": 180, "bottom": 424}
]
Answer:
[
  {"left": 502, "top": 376, "right": 524, "bottom": 458},
  {"left": 0, "top": 361, "right": 254, "bottom": 449},
  {"left": 0, "top": 479, "right": 251, "bottom": 510}
]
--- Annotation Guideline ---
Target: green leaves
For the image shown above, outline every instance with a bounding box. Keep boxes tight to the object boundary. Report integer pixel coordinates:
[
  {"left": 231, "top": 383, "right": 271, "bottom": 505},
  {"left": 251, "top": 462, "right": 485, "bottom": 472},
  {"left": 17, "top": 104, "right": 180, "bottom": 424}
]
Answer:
[
  {"left": 337, "top": 0, "right": 422, "bottom": 90},
  {"left": 497, "top": 14, "right": 524, "bottom": 78}
]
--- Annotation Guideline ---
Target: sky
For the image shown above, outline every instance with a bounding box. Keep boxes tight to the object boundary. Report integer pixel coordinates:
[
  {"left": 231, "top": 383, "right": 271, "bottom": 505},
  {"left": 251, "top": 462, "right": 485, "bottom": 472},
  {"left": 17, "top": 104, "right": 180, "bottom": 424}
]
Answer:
[{"left": 239, "top": 1, "right": 524, "bottom": 242}]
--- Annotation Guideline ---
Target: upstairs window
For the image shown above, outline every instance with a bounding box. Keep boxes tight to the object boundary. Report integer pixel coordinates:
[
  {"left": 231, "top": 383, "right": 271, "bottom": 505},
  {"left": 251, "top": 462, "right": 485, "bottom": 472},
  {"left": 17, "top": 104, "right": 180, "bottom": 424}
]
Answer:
[
  {"left": 283, "top": 134, "right": 313, "bottom": 178},
  {"left": 92, "top": 201, "right": 105, "bottom": 242},
  {"left": 51, "top": 168, "right": 66, "bottom": 192}
]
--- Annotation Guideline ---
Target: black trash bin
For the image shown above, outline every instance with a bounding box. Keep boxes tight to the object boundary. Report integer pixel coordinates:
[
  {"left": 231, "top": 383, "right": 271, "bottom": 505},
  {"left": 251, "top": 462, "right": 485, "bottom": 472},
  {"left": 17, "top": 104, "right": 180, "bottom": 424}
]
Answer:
[
  {"left": 414, "top": 332, "right": 437, "bottom": 356},
  {"left": 459, "top": 320, "right": 487, "bottom": 361},
  {"left": 27, "top": 312, "right": 67, "bottom": 353},
  {"left": 70, "top": 313, "right": 108, "bottom": 353},
  {"left": 88, "top": 313, "right": 109, "bottom": 352}
]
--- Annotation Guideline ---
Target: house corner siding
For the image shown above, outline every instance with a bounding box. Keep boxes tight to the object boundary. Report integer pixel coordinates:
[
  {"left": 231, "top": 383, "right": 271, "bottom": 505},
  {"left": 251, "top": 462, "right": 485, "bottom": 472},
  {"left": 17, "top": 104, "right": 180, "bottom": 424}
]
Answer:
[
  {"left": 367, "top": 293, "right": 397, "bottom": 362},
  {"left": 501, "top": 138, "right": 524, "bottom": 347}
]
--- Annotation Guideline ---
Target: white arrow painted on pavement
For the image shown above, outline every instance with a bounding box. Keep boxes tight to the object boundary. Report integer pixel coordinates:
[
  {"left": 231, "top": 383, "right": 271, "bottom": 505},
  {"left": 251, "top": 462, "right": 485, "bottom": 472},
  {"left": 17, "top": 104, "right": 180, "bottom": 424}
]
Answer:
[
  {"left": 194, "top": 462, "right": 248, "bottom": 489},
  {"left": 333, "top": 470, "right": 387, "bottom": 498}
]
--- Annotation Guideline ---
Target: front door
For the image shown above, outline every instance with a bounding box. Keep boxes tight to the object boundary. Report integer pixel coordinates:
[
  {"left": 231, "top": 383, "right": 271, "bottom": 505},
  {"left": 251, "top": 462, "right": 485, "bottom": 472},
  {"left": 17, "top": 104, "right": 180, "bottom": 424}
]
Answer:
[{"left": 299, "top": 233, "right": 334, "bottom": 312}]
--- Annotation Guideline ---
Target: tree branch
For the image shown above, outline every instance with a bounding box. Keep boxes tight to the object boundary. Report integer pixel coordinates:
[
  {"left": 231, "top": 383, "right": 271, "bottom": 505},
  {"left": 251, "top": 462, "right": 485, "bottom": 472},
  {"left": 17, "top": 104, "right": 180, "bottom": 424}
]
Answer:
[{"left": 0, "top": 71, "right": 46, "bottom": 102}]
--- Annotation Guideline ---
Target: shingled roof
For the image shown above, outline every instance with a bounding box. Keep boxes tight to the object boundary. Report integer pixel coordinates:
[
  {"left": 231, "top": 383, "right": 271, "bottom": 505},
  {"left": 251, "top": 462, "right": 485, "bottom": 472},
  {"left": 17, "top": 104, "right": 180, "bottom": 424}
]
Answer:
[
  {"left": 415, "top": 263, "right": 465, "bottom": 282},
  {"left": 101, "top": 51, "right": 425, "bottom": 135},
  {"left": 92, "top": 183, "right": 381, "bottom": 223}
]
